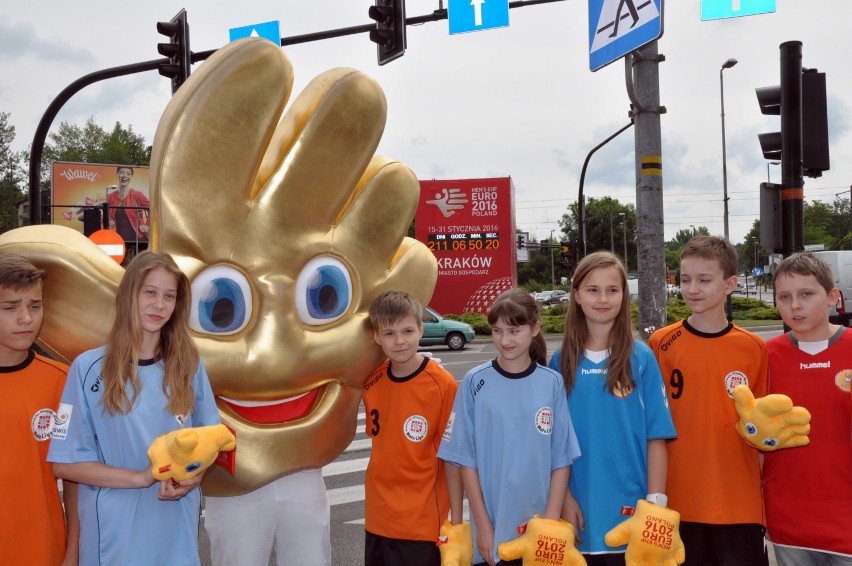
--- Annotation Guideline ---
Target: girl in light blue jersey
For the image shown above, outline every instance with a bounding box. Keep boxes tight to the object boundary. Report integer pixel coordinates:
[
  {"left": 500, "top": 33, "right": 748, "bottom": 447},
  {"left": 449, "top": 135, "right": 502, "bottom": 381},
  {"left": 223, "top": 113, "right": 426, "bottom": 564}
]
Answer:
[
  {"left": 549, "top": 251, "right": 675, "bottom": 565},
  {"left": 438, "top": 288, "right": 580, "bottom": 566},
  {"left": 48, "top": 252, "right": 219, "bottom": 565}
]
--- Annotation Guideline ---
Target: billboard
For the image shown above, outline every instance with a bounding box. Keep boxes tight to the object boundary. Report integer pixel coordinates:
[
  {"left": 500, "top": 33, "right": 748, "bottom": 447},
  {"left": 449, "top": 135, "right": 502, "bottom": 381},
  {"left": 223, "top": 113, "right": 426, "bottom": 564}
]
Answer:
[
  {"left": 52, "top": 162, "right": 150, "bottom": 243},
  {"left": 416, "top": 177, "right": 517, "bottom": 315}
]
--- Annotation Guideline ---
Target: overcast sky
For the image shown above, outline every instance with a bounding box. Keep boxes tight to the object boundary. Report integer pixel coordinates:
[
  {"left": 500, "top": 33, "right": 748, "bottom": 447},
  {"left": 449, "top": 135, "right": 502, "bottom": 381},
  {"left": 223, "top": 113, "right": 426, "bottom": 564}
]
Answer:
[{"left": 2, "top": 0, "right": 849, "bottom": 245}]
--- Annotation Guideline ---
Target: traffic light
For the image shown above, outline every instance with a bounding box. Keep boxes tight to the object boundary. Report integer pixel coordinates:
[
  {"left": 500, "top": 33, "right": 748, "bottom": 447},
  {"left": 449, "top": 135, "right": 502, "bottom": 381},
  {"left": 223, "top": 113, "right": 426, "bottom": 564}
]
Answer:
[
  {"left": 561, "top": 240, "right": 573, "bottom": 270},
  {"left": 756, "top": 68, "right": 829, "bottom": 178},
  {"left": 157, "top": 10, "right": 191, "bottom": 94},
  {"left": 368, "top": 0, "right": 406, "bottom": 66}
]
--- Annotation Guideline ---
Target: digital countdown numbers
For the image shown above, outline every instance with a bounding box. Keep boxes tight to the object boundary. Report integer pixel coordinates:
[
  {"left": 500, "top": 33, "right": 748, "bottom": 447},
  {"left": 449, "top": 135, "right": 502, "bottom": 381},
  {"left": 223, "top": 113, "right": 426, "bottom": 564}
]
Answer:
[{"left": 427, "top": 232, "right": 500, "bottom": 251}]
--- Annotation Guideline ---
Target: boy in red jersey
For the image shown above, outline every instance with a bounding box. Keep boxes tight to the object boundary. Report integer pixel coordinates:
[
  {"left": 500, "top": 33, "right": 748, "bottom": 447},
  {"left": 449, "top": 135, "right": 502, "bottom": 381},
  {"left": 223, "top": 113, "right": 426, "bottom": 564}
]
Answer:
[
  {"left": 0, "top": 253, "right": 78, "bottom": 565},
  {"left": 363, "top": 291, "right": 462, "bottom": 566},
  {"left": 764, "top": 252, "right": 852, "bottom": 565},
  {"left": 649, "top": 236, "right": 768, "bottom": 566}
]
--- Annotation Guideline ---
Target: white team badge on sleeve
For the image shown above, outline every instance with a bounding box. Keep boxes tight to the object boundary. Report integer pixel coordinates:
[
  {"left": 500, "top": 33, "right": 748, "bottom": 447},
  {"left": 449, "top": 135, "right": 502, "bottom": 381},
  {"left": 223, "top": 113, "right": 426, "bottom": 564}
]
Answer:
[
  {"left": 403, "top": 415, "right": 428, "bottom": 442},
  {"left": 535, "top": 407, "right": 553, "bottom": 435},
  {"left": 443, "top": 412, "right": 455, "bottom": 441},
  {"left": 51, "top": 403, "right": 73, "bottom": 440}
]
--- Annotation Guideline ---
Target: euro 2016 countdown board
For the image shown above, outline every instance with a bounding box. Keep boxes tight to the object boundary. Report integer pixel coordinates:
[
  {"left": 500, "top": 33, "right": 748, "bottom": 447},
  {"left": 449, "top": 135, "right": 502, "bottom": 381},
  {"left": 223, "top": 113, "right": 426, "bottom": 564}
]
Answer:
[{"left": 416, "top": 177, "right": 518, "bottom": 315}]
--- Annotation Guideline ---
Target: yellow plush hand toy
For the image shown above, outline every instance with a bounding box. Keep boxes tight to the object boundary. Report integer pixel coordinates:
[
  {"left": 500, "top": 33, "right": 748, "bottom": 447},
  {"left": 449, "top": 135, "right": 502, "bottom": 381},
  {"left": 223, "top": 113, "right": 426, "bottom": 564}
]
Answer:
[
  {"left": 497, "top": 516, "right": 586, "bottom": 566},
  {"left": 732, "top": 384, "right": 811, "bottom": 451},
  {"left": 605, "top": 500, "right": 685, "bottom": 566},
  {"left": 438, "top": 520, "right": 473, "bottom": 566},
  {"left": 148, "top": 424, "right": 236, "bottom": 481}
]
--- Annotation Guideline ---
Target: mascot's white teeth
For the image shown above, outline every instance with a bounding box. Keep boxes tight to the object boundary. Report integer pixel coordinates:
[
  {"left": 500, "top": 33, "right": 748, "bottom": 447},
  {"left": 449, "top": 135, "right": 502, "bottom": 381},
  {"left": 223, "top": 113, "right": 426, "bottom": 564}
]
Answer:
[
  {"left": 219, "top": 391, "right": 311, "bottom": 407},
  {"left": 218, "top": 388, "right": 321, "bottom": 425}
]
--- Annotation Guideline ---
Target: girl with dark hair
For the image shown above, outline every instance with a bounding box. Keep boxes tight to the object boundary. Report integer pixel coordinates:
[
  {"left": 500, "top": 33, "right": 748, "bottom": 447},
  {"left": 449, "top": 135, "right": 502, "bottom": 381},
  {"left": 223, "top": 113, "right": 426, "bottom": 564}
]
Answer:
[{"left": 439, "top": 288, "right": 580, "bottom": 566}]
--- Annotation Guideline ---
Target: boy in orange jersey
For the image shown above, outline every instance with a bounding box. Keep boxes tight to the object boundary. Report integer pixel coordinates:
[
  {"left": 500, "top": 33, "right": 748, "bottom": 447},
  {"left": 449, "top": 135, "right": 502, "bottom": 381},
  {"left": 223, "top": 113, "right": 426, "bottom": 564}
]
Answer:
[
  {"left": 0, "top": 253, "right": 79, "bottom": 565},
  {"left": 363, "top": 291, "right": 461, "bottom": 566},
  {"left": 649, "top": 236, "right": 768, "bottom": 566}
]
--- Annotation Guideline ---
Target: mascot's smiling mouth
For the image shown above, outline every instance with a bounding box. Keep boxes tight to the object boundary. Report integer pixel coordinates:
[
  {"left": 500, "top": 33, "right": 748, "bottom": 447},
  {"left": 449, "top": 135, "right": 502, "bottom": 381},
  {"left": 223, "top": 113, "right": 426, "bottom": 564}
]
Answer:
[{"left": 219, "top": 388, "right": 321, "bottom": 424}]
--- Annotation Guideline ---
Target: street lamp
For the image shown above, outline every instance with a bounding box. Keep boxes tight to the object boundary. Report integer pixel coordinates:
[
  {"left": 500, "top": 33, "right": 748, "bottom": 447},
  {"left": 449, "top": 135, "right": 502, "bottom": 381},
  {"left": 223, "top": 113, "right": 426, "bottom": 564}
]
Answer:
[
  {"left": 689, "top": 224, "right": 696, "bottom": 236},
  {"left": 720, "top": 57, "right": 738, "bottom": 241},
  {"left": 767, "top": 160, "right": 781, "bottom": 183},
  {"left": 619, "top": 212, "right": 628, "bottom": 271},
  {"left": 550, "top": 229, "right": 555, "bottom": 288}
]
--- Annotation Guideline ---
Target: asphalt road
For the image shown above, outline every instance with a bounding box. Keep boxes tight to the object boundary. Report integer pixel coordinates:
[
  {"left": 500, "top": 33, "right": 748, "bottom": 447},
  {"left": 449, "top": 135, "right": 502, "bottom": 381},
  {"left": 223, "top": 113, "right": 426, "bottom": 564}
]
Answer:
[{"left": 199, "top": 329, "right": 783, "bottom": 565}]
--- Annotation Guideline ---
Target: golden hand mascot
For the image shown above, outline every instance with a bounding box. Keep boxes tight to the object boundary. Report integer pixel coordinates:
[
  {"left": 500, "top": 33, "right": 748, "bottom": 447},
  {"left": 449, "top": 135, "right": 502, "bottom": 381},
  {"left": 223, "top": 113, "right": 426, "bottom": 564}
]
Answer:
[{"left": 0, "top": 38, "right": 437, "bottom": 565}]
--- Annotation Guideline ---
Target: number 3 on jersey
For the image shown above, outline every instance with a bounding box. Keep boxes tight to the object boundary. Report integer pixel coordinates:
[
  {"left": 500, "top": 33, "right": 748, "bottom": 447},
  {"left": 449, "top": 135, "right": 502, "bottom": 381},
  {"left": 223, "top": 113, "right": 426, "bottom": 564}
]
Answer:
[{"left": 369, "top": 408, "right": 380, "bottom": 436}]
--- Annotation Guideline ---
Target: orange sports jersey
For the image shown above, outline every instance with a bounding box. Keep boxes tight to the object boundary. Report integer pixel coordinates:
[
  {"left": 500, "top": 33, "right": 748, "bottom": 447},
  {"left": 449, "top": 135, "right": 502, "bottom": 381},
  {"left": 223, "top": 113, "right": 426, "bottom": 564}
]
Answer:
[
  {"left": 649, "top": 320, "right": 767, "bottom": 525},
  {"left": 363, "top": 357, "right": 457, "bottom": 542},
  {"left": 0, "top": 351, "right": 70, "bottom": 565}
]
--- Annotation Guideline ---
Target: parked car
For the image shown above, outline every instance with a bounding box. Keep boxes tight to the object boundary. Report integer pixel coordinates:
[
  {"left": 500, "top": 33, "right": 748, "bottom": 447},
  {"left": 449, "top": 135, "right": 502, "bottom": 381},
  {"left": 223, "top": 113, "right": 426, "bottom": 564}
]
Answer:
[
  {"left": 420, "top": 307, "right": 475, "bottom": 351},
  {"left": 535, "top": 290, "right": 568, "bottom": 305},
  {"left": 548, "top": 290, "right": 568, "bottom": 304},
  {"left": 534, "top": 291, "right": 555, "bottom": 304},
  {"left": 559, "top": 292, "right": 572, "bottom": 303}
]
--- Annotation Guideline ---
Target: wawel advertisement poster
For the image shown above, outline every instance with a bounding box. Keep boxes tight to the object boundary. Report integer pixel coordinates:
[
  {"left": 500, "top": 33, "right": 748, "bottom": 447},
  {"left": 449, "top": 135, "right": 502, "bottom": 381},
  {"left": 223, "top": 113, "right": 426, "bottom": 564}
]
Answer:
[
  {"left": 52, "top": 162, "right": 150, "bottom": 235},
  {"left": 416, "top": 177, "right": 517, "bottom": 315}
]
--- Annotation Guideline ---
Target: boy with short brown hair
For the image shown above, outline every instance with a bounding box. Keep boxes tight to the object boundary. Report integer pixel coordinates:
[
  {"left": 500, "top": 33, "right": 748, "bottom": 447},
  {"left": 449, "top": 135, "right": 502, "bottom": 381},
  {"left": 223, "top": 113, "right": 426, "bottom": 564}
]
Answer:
[
  {"left": 363, "top": 291, "right": 460, "bottom": 566},
  {"left": 0, "top": 253, "right": 78, "bottom": 564},
  {"left": 764, "top": 252, "right": 852, "bottom": 565},
  {"left": 649, "top": 236, "right": 769, "bottom": 566}
]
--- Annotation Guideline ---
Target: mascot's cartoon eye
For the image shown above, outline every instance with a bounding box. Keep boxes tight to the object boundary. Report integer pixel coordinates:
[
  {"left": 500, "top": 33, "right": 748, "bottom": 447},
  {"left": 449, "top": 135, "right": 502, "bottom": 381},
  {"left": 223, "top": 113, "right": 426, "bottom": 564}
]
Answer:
[
  {"left": 763, "top": 438, "right": 778, "bottom": 447},
  {"left": 295, "top": 256, "right": 352, "bottom": 325},
  {"left": 745, "top": 423, "right": 757, "bottom": 436},
  {"left": 189, "top": 266, "right": 252, "bottom": 335}
]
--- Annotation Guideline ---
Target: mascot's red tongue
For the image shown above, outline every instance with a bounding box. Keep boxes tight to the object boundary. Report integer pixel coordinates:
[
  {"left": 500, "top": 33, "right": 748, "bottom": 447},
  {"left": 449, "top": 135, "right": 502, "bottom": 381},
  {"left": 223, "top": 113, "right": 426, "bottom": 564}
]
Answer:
[{"left": 220, "top": 389, "right": 320, "bottom": 424}]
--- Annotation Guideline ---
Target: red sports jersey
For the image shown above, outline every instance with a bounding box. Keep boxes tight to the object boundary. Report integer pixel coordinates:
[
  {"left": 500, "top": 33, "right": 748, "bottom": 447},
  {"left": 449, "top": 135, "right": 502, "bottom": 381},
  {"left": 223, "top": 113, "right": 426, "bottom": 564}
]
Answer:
[
  {"left": 363, "top": 357, "right": 457, "bottom": 541},
  {"left": 649, "top": 320, "right": 767, "bottom": 525},
  {"left": 763, "top": 329, "right": 852, "bottom": 556}
]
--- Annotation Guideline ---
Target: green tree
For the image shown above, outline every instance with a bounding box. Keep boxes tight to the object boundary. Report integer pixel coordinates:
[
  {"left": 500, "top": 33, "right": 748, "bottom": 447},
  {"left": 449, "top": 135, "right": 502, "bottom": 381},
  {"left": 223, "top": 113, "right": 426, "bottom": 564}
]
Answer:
[
  {"left": 558, "top": 197, "right": 637, "bottom": 271},
  {"left": 0, "top": 113, "right": 25, "bottom": 233},
  {"left": 38, "top": 118, "right": 151, "bottom": 190}
]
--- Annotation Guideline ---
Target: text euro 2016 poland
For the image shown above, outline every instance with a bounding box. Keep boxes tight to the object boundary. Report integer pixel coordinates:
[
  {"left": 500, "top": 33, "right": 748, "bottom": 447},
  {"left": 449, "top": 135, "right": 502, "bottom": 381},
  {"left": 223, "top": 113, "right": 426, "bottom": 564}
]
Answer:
[
  {"left": 642, "top": 515, "right": 675, "bottom": 549},
  {"left": 533, "top": 534, "right": 569, "bottom": 565}
]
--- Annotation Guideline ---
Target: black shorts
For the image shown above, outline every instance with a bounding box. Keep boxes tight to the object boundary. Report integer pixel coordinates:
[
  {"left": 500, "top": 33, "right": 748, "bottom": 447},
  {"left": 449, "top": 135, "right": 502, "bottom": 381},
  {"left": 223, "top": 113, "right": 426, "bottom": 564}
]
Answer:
[
  {"left": 583, "top": 553, "right": 626, "bottom": 566},
  {"left": 364, "top": 530, "right": 440, "bottom": 566},
  {"left": 679, "top": 522, "right": 768, "bottom": 566}
]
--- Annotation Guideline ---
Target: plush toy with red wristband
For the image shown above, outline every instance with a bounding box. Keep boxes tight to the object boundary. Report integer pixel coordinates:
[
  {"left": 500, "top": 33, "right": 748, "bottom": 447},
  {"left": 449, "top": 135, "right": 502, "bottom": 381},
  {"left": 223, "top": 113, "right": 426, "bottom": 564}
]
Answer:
[
  {"left": 438, "top": 520, "right": 473, "bottom": 566},
  {"left": 732, "top": 384, "right": 811, "bottom": 451},
  {"left": 604, "top": 499, "right": 685, "bottom": 566},
  {"left": 497, "top": 515, "right": 587, "bottom": 566},
  {"left": 147, "top": 424, "right": 236, "bottom": 481}
]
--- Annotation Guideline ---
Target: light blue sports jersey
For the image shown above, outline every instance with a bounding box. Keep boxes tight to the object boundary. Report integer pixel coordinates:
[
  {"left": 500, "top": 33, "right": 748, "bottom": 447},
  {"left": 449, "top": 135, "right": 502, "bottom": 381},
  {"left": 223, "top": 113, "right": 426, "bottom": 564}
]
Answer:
[
  {"left": 549, "top": 342, "right": 675, "bottom": 554},
  {"left": 437, "top": 359, "right": 580, "bottom": 564},
  {"left": 48, "top": 346, "right": 220, "bottom": 566}
]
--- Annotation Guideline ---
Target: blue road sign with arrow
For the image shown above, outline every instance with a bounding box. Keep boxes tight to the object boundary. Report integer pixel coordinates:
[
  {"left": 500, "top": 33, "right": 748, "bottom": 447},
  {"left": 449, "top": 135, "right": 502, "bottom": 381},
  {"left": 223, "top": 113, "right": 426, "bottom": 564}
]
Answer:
[
  {"left": 701, "top": 0, "right": 775, "bottom": 21},
  {"left": 588, "top": 0, "right": 663, "bottom": 71},
  {"left": 229, "top": 20, "right": 281, "bottom": 45},
  {"left": 449, "top": 0, "right": 509, "bottom": 35}
]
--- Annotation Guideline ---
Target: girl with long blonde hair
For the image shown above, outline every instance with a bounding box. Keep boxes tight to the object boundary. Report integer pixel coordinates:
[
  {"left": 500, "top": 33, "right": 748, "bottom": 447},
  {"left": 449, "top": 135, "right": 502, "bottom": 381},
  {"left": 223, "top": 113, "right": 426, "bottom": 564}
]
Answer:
[
  {"left": 49, "top": 251, "right": 220, "bottom": 565},
  {"left": 548, "top": 251, "right": 675, "bottom": 565}
]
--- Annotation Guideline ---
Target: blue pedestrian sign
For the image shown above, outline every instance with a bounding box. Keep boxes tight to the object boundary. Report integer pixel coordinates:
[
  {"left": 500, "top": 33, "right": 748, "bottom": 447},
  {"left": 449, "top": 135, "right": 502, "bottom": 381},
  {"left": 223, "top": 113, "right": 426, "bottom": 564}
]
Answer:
[
  {"left": 752, "top": 267, "right": 764, "bottom": 277},
  {"left": 589, "top": 0, "right": 663, "bottom": 72},
  {"left": 449, "top": 0, "right": 509, "bottom": 35},
  {"left": 701, "top": 0, "right": 775, "bottom": 21},
  {"left": 229, "top": 20, "right": 281, "bottom": 45}
]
